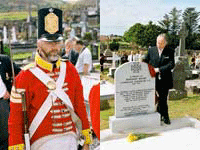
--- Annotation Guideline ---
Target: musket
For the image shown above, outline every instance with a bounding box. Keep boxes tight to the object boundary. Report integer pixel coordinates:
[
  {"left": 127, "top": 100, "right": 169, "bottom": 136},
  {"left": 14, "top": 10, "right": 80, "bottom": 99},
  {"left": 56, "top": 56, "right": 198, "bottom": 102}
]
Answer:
[
  {"left": 17, "top": 89, "right": 30, "bottom": 150},
  {"left": 8, "top": 26, "right": 30, "bottom": 150}
]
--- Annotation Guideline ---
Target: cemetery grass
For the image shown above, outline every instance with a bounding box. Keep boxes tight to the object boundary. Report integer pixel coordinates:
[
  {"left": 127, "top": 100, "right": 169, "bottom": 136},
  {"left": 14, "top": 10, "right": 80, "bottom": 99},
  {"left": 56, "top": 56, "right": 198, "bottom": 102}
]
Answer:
[
  {"left": 100, "top": 95, "right": 200, "bottom": 130},
  {"left": 169, "top": 95, "right": 200, "bottom": 120},
  {"left": 0, "top": 11, "right": 37, "bottom": 20},
  {"left": 13, "top": 52, "right": 32, "bottom": 60},
  {"left": 100, "top": 68, "right": 114, "bottom": 84},
  {"left": 100, "top": 100, "right": 115, "bottom": 130},
  {"left": 95, "top": 64, "right": 100, "bottom": 71}
]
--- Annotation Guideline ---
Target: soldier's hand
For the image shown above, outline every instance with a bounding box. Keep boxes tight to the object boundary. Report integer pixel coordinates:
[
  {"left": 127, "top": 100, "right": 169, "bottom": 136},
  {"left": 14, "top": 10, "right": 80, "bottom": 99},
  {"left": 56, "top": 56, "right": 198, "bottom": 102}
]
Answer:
[
  {"left": 82, "top": 129, "right": 93, "bottom": 144},
  {"left": 83, "top": 144, "right": 89, "bottom": 150},
  {"left": 3, "top": 91, "right": 10, "bottom": 99}
]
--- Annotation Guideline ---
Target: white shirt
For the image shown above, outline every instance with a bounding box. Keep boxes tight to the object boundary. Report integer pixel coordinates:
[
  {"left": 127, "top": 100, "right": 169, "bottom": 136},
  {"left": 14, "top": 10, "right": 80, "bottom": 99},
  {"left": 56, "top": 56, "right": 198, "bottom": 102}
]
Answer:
[
  {"left": 158, "top": 48, "right": 163, "bottom": 57},
  {"left": 75, "top": 47, "right": 92, "bottom": 73},
  {"left": 128, "top": 54, "right": 135, "bottom": 62},
  {"left": 0, "top": 75, "right": 6, "bottom": 98}
]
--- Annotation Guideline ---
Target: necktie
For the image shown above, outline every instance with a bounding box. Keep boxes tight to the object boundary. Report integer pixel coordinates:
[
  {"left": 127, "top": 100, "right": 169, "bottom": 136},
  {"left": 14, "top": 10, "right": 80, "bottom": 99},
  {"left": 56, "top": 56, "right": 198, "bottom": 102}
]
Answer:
[{"left": 131, "top": 55, "right": 133, "bottom": 61}]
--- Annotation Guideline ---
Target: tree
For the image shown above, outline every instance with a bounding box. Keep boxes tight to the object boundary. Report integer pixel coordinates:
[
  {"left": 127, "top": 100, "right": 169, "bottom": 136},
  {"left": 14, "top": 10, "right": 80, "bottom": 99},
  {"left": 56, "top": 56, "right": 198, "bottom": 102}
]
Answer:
[
  {"left": 109, "top": 39, "right": 119, "bottom": 51},
  {"left": 123, "top": 23, "right": 144, "bottom": 43},
  {"left": 158, "top": 14, "right": 171, "bottom": 33},
  {"left": 144, "top": 21, "right": 164, "bottom": 47},
  {"left": 183, "top": 7, "right": 200, "bottom": 49},
  {"left": 168, "top": 7, "right": 182, "bottom": 49},
  {"left": 123, "top": 22, "right": 164, "bottom": 48}
]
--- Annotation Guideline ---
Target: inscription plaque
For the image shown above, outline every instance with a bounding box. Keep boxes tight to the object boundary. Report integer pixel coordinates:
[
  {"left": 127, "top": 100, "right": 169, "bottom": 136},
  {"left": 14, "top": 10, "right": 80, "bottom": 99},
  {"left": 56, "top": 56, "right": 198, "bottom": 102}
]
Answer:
[{"left": 115, "top": 62, "right": 156, "bottom": 118}]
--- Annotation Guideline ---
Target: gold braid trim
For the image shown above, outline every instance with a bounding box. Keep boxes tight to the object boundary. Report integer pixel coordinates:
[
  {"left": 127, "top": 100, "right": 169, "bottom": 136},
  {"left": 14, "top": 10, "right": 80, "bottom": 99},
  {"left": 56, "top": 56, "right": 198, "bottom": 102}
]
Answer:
[{"left": 8, "top": 144, "right": 24, "bottom": 150}]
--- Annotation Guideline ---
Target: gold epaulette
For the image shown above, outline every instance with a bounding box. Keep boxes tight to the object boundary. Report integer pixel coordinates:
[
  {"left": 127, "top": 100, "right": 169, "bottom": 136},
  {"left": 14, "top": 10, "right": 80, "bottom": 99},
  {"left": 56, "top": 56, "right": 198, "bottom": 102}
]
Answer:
[
  {"left": 22, "top": 62, "right": 36, "bottom": 70},
  {"left": 8, "top": 144, "right": 24, "bottom": 150}
]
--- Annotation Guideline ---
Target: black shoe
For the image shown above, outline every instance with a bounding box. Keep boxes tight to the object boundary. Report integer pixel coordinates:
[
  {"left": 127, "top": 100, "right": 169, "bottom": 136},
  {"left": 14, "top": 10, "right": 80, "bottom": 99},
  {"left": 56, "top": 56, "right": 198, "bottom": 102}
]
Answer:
[{"left": 163, "top": 117, "right": 171, "bottom": 125}]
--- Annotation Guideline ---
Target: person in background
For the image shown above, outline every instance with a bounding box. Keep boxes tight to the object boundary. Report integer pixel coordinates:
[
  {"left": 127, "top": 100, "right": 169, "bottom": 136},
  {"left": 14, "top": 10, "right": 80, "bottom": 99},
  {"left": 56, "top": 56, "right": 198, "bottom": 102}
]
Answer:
[
  {"left": 100, "top": 53, "right": 106, "bottom": 72},
  {"left": 121, "top": 51, "right": 128, "bottom": 64},
  {"left": 191, "top": 54, "right": 196, "bottom": 69},
  {"left": 62, "top": 38, "right": 79, "bottom": 66},
  {"left": 0, "top": 54, "right": 21, "bottom": 150},
  {"left": 74, "top": 39, "right": 92, "bottom": 75},
  {"left": 196, "top": 54, "right": 200, "bottom": 69},
  {"left": 128, "top": 51, "right": 135, "bottom": 62}
]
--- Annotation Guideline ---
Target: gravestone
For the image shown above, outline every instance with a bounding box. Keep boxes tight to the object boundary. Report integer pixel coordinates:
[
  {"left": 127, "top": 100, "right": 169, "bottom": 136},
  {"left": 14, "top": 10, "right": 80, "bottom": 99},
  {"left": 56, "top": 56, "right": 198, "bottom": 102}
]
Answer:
[
  {"left": 11, "top": 26, "right": 17, "bottom": 43},
  {"left": 169, "top": 57, "right": 187, "bottom": 100},
  {"left": 91, "top": 43, "right": 99, "bottom": 60},
  {"left": 3, "top": 26, "right": 8, "bottom": 44},
  {"left": 179, "top": 23, "right": 188, "bottom": 56},
  {"left": 104, "top": 49, "right": 112, "bottom": 59},
  {"left": 169, "top": 22, "right": 190, "bottom": 100},
  {"left": 110, "top": 62, "right": 160, "bottom": 133},
  {"left": 107, "top": 52, "right": 117, "bottom": 77}
]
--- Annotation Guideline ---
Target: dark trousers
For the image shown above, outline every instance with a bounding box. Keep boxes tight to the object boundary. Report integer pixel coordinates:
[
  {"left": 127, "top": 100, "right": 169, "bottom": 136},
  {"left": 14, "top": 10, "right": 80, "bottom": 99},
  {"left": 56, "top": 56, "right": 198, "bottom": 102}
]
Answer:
[
  {"left": 156, "top": 83, "right": 170, "bottom": 119},
  {"left": 0, "top": 99, "right": 9, "bottom": 150},
  {"left": 100, "top": 65, "right": 104, "bottom": 72}
]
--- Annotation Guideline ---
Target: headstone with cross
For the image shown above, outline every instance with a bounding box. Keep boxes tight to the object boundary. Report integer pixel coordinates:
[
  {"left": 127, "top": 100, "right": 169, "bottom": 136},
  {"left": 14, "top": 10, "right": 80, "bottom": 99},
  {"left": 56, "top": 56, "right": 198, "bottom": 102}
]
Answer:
[
  {"left": 179, "top": 22, "right": 188, "bottom": 56},
  {"left": 110, "top": 62, "right": 160, "bottom": 133},
  {"left": 169, "top": 22, "right": 190, "bottom": 100}
]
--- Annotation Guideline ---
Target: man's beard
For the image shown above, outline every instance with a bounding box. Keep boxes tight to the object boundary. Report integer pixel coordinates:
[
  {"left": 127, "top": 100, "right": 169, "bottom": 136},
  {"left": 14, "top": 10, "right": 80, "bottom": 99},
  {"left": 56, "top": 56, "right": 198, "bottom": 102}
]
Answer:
[
  {"left": 48, "top": 54, "right": 59, "bottom": 63},
  {"left": 39, "top": 49, "right": 60, "bottom": 63}
]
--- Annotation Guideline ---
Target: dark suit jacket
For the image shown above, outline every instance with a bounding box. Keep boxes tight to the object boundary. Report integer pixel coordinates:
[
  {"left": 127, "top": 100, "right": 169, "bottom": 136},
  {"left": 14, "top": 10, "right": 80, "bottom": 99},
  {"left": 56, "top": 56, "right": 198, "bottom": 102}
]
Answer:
[
  {"left": 144, "top": 46, "right": 175, "bottom": 89},
  {"left": 69, "top": 49, "right": 79, "bottom": 66},
  {"left": 62, "top": 49, "right": 79, "bottom": 66},
  {"left": 0, "top": 54, "right": 21, "bottom": 93},
  {"left": 0, "top": 54, "right": 21, "bottom": 143}
]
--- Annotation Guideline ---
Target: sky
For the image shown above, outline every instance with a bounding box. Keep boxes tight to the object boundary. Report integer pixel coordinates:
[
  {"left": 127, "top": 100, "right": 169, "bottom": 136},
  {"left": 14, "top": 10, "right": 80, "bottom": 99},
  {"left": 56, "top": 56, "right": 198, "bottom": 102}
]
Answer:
[{"left": 100, "top": 0, "right": 200, "bottom": 36}]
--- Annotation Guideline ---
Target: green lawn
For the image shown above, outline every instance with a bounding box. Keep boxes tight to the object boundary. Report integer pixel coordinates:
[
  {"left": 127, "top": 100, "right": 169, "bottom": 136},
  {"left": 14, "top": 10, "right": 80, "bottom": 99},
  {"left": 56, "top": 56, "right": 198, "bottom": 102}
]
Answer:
[
  {"left": 100, "top": 68, "right": 114, "bottom": 84},
  {"left": 0, "top": 11, "right": 37, "bottom": 20},
  {"left": 100, "top": 95, "right": 200, "bottom": 130},
  {"left": 100, "top": 100, "right": 115, "bottom": 130},
  {"left": 13, "top": 52, "right": 33, "bottom": 60},
  {"left": 169, "top": 95, "right": 200, "bottom": 120}
]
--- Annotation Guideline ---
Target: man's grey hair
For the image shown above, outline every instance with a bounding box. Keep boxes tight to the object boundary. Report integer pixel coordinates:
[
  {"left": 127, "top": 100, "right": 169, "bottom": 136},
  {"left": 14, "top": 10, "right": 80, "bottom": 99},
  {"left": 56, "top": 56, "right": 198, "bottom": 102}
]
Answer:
[
  {"left": 65, "top": 37, "right": 77, "bottom": 45},
  {"left": 157, "top": 33, "right": 167, "bottom": 45}
]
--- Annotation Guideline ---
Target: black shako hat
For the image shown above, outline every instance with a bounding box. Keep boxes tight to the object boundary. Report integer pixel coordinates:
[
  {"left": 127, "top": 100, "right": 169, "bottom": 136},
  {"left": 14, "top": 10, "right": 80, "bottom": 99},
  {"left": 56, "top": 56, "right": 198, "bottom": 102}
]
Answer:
[{"left": 38, "top": 8, "right": 63, "bottom": 42}]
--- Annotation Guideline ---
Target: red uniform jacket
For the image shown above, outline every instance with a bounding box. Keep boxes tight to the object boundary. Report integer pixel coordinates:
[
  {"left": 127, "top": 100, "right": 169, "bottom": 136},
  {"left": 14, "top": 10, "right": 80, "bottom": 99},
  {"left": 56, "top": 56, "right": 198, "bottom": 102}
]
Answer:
[
  {"left": 89, "top": 83, "right": 100, "bottom": 140},
  {"left": 8, "top": 60, "right": 90, "bottom": 146}
]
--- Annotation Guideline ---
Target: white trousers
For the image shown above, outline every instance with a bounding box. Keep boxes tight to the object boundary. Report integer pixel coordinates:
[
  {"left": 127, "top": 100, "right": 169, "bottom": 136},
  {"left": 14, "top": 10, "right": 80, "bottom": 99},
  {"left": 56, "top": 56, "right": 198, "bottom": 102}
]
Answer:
[{"left": 31, "top": 132, "right": 77, "bottom": 150}]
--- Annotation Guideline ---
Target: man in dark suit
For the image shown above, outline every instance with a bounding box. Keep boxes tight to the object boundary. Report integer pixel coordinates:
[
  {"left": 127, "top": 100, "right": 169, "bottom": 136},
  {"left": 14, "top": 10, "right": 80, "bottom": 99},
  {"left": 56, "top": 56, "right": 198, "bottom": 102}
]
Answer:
[
  {"left": 0, "top": 54, "right": 21, "bottom": 149},
  {"left": 144, "top": 34, "right": 175, "bottom": 125},
  {"left": 62, "top": 38, "right": 79, "bottom": 66}
]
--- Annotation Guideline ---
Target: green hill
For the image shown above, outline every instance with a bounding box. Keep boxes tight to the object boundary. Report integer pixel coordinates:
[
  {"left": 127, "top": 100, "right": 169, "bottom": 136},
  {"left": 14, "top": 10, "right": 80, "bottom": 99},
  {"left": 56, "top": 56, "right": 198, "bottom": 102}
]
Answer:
[{"left": 0, "top": 11, "right": 37, "bottom": 20}]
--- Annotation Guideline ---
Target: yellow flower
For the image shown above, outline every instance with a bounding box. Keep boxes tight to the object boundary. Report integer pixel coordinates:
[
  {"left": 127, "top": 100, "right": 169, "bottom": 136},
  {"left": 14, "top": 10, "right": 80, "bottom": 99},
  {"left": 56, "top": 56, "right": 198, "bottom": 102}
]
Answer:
[{"left": 127, "top": 133, "right": 138, "bottom": 142}]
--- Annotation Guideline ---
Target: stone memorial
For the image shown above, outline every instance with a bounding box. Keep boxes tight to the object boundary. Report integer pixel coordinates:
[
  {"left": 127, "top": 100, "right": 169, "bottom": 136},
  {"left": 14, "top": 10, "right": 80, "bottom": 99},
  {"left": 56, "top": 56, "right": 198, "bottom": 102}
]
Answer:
[
  {"left": 110, "top": 62, "right": 160, "bottom": 133},
  {"left": 107, "top": 52, "right": 118, "bottom": 77},
  {"left": 169, "top": 22, "right": 190, "bottom": 100},
  {"left": 11, "top": 26, "right": 18, "bottom": 43},
  {"left": 3, "top": 26, "right": 8, "bottom": 44}
]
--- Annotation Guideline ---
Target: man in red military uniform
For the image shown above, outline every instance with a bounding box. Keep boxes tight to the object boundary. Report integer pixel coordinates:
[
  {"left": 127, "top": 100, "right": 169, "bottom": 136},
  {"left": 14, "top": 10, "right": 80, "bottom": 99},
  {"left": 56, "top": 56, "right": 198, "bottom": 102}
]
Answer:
[{"left": 8, "top": 8, "right": 92, "bottom": 150}]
